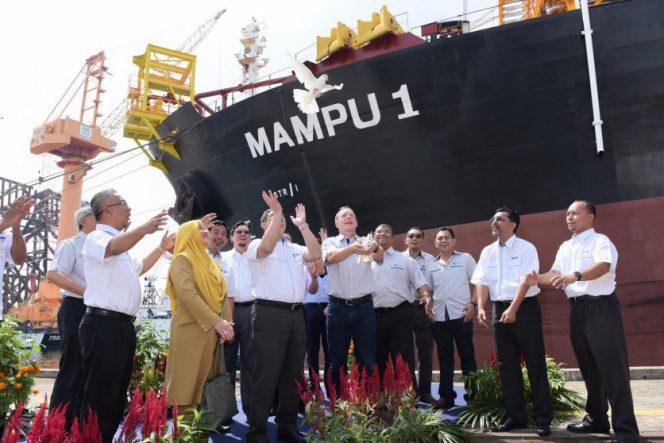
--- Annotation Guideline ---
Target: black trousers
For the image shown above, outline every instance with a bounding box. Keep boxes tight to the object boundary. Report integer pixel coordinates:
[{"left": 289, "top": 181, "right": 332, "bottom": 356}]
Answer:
[
  {"left": 247, "top": 303, "right": 306, "bottom": 443},
  {"left": 303, "top": 303, "right": 330, "bottom": 395},
  {"left": 570, "top": 293, "right": 639, "bottom": 442},
  {"left": 50, "top": 297, "right": 86, "bottom": 428},
  {"left": 375, "top": 302, "right": 415, "bottom": 384},
  {"left": 431, "top": 318, "right": 477, "bottom": 402},
  {"left": 412, "top": 303, "right": 434, "bottom": 396},
  {"left": 79, "top": 313, "right": 136, "bottom": 443},
  {"left": 223, "top": 304, "right": 255, "bottom": 415},
  {"left": 493, "top": 297, "right": 552, "bottom": 426}
]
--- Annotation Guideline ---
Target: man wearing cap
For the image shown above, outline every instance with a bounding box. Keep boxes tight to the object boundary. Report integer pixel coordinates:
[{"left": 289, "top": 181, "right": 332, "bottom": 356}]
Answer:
[{"left": 47, "top": 206, "right": 96, "bottom": 427}]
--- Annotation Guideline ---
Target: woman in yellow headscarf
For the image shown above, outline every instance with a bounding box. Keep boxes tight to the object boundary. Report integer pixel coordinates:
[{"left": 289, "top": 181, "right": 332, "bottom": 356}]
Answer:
[{"left": 164, "top": 219, "right": 234, "bottom": 414}]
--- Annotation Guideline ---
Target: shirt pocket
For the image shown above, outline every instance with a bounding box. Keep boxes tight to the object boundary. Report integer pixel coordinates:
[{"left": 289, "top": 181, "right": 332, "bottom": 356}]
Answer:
[{"left": 577, "top": 249, "right": 593, "bottom": 269}]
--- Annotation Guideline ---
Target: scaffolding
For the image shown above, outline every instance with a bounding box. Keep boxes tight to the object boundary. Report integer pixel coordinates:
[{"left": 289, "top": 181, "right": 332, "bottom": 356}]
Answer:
[{"left": 1, "top": 176, "right": 60, "bottom": 314}]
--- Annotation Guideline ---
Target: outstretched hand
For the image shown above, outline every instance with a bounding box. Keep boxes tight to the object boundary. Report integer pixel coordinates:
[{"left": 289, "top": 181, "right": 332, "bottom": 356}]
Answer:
[
  {"left": 319, "top": 227, "right": 328, "bottom": 241},
  {"left": 160, "top": 231, "right": 176, "bottom": 253},
  {"left": 1, "top": 196, "right": 35, "bottom": 228},
  {"left": 290, "top": 203, "right": 307, "bottom": 228},
  {"left": 141, "top": 210, "right": 168, "bottom": 235},
  {"left": 200, "top": 213, "right": 217, "bottom": 229},
  {"left": 261, "top": 190, "right": 283, "bottom": 214}
]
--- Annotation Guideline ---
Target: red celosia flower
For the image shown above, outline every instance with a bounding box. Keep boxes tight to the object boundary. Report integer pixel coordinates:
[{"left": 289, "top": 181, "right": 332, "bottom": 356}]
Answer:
[
  {"left": 326, "top": 371, "right": 336, "bottom": 412},
  {"left": 42, "top": 403, "right": 69, "bottom": 443},
  {"left": 69, "top": 417, "right": 81, "bottom": 443},
  {"left": 81, "top": 408, "right": 103, "bottom": 443},
  {"left": 27, "top": 397, "right": 47, "bottom": 442},
  {"left": 171, "top": 402, "right": 179, "bottom": 439},
  {"left": 118, "top": 387, "right": 143, "bottom": 441},
  {"left": 1, "top": 401, "right": 24, "bottom": 443}
]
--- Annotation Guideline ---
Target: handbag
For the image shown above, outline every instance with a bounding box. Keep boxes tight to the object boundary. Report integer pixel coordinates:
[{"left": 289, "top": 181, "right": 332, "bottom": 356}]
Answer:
[{"left": 200, "top": 341, "right": 238, "bottom": 430}]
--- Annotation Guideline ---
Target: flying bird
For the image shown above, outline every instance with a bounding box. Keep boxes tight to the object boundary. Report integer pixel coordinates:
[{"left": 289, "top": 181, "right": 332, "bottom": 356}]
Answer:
[{"left": 288, "top": 54, "right": 343, "bottom": 114}]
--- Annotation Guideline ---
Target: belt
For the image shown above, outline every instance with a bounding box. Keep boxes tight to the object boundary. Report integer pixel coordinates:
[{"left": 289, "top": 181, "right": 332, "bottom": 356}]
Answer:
[
  {"left": 254, "top": 299, "right": 302, "bottom": 311},
  {"left": 329, "top": 294, "right": 372, "bottom": 306},
  {"left": 85, "top": 307, "right": 135, "bottom": 322},
  {"left": 234, "top": 301, "right": 254, "bottom": 307},
  {"left": 375, "top": 301, "right": 409, "bottom": 313},
  {"left": 62, "top": 296, "right": 84, "bottom": 303},
  {"left": 305, "top": 302, "right": 328, "bottom": 307},
  {"left": 569, "top": 293, "right": 613, "bottom": 303},
  {"left": 494, "top": 296, "right": 538, "bottom": 307}
]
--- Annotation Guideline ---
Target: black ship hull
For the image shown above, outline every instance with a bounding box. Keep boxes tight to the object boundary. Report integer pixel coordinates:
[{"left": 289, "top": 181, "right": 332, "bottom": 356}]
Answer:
[{"left": 153, "top": 0, "right": 664, "bottom": 366}]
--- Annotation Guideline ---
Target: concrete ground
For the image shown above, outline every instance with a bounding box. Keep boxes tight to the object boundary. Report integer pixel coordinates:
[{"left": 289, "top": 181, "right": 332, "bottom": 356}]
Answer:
[{"left": 30, "top": 372, "right": 664, "bottom": 441}]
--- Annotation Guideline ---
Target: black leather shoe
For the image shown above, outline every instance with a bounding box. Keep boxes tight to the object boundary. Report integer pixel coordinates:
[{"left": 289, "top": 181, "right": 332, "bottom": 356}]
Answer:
[
  {"left": 566, "top": 421, "right": 610, "bottom": 434},
  {"left": 536, "top": 424, "right": 551, "bottom": 437},
  {"left": 276, "top": 429, "right": 306, "bottom": 443},
  {"left": 491, "top": 417, "right": 527, "bottom": 432}
]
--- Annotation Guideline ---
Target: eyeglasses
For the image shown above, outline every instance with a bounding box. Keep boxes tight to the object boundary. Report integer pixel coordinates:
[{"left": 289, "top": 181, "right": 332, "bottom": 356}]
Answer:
[
  {"left": 105, "top": 200, "right": 127, "bottom": 209},
  {"left": 407, "top": 233, "right": 423, "bottom": 239},
  {"left": 234, "top": 230, "right": 250, "bottom": 235}
]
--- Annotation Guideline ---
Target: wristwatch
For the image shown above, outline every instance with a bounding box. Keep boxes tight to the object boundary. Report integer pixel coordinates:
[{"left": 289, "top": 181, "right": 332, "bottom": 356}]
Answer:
[{"left": 574, "top": 271, "right": 582, "bottom": 281}]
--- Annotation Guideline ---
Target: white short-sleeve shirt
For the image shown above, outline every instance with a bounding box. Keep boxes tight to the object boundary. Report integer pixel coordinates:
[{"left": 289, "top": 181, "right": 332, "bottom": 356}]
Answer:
[
  {"left": 372, "top": 247, "right": 426, "bottom": 308},
  {"left": 426, "top": 251, "right": 476, "bottom": 321},
  {"left": 246, "top": 237, "right": 308, "bottom": 303},
  {"left": 0, "top": 230, "right": 14, "bottom": 316},
  {"left": 551, "top": 228, "right": 618, "bottom": 298},
  {"left": 471, "top": 235, "right": 540, "bottom": 301},
  {"left": 50, "top": 232, "right": 87, "bottom": 299},
  {"left": 221, "top": 249, "right": 253, "bottom": 302},
  {"left": 82, "top": 224, "right": 144, "bottom": 316},
  {"left": 322, "top": 234, "right": 375, "bottom": 299}
]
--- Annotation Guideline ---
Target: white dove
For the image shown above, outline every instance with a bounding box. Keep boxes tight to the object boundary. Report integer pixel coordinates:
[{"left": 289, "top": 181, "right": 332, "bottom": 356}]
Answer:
[{"left": 288, "top": 54, "right": 343, "bottom": 114}]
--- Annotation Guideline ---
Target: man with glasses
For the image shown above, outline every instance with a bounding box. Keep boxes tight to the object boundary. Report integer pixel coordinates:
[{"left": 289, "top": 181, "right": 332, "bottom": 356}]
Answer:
[
  {"left": 48, "top": 206, "right": 96, "bottom": 429},
  {"left": 222, "top": 220, "right": 255, "bottom": 419},
  {"left": 425, "top": 227, "right": 477, "bottom": 409},
  {"left": 402, "top": 227, "right": 435, "bottom": 403},
  {"left": 80, "top": 189, "right": 174, "bottom": 442},
  {"left": 471, "top": 207, "right": 552, "bottom": 437}
]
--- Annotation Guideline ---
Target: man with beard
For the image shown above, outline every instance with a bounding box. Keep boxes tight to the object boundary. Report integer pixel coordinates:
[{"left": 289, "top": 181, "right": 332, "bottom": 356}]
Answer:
[
  {"left": 245, "top": 191, "right": 320, "bottom": 443},
  {"left": 371, "top": 224, "right": 430, "bottom": 383},
  {"left": 471, "top": 207, "right": 552, "bottom": 437},
  {"left": 80, "top": 189, "right": 174, "bottom": 442},
  {"left": 221, "top": 220, "right": 255, "bottom": 418},
  {"left": 402, "top": 227, "right": 435, "bottom": 403},
  {"left": 525, "top": 200, "right": 639, "bottom": 443}
]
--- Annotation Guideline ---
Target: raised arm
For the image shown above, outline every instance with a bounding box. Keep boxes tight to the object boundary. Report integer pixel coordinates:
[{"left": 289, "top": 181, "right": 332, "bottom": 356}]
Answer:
[
  {"left": 290, "top": 204, "right": 321, "bottom": 262},
  {"left": 105, "top": 210, "right": 168, "bottom": 258},
  {"left": 256, "top": 191, "right": 284, "bottom": 258}
]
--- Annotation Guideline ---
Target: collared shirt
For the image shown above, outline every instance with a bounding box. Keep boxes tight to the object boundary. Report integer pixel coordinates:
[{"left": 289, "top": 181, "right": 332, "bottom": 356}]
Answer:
[
  {"left": 0, "top": 230, "right": 14, "bottom": 315},
  {"left": 82, "top": 223, "right": 144, "bottom": 316},
  {"left": 305, "top": 274, "right": 329, "bottom": 304},
  {"left": 402, "top": 249, "right": 434, "bottom": 301},
  {"left": 211, "top": 250, "right": 225, "bottom": 273},
  {"left": 551, "top": 228, "right": 617, "bottom": 298},
  {"left": 371, "top": 247, "right": 426, "bottom": 308},
  {"left": 471, "top": 235, "right": 540, "bottom": 301},
  {"left": 246, "top": 237, "right": 308, "bottom": 303},
  {"left": 322, "top": 234, "right": 375, "bottom": 299},
  {"left": 50, "top": 232, "right": 87, "bottom": 299},
  {"left": 425, "top": 251, "right": 476, "bottom": 321},
  {"left": 221, "top": 249, "right": 253, "bottom": 302}
]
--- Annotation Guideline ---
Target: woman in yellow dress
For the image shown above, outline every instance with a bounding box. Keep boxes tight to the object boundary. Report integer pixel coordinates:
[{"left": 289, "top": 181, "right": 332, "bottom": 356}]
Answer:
[{"left": 164, "top": 219, "right": 234, "bottom": 415}]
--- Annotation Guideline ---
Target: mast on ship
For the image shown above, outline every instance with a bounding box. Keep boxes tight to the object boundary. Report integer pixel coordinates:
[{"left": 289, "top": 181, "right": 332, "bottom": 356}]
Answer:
[{"left": 236, "top": 17, "right": 268, "bottom": 98}]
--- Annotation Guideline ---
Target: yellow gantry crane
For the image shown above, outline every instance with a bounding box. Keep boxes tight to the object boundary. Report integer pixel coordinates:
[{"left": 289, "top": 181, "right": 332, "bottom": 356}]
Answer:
[{"left": 115, "top": 9, "right": 226, "bottom": 173}]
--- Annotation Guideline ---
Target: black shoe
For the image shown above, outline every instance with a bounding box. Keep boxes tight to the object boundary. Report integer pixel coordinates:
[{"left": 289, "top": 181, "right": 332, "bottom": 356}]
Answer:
[
  {"left": 491, "top": 417, "right": 527, "bottom": 432},
  {"left": 276, "top": 429, "right": 306, "bottom": 443},
  {"left": 566, "top": 420, "right": 610, "bottom": 434},
  {"left": 536, "top": 424, "right": 551, "bottom": 437}
]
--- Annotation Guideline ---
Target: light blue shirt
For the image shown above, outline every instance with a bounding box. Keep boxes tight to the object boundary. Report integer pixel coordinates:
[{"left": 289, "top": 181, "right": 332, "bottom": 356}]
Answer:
[{"left": 305, "top": 274, "right": 329, "bottom": 304}]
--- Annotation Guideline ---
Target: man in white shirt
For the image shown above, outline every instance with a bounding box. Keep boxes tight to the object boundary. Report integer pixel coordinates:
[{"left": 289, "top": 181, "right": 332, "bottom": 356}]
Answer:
[
  {"left": 47, "top": 206, "right": 96, "bottom": 428},
  {"left": 322, "top": 206, "right": 378, "bottom": 392},
  {"left": 402, "top": 227, "right": 435, "bottom": 403},
  {"left": 426, "top": 227, "right": 478, "bottom": 409},
  {"left": 372, "top": 224, "right": 429, "bottom": 384},
  {"left": 0, "top": 196, "right": 33, "bottom": 318},
  {"left": 221, "top": 220, "right": 254, "bottom": 418},
  {"left": 80, "top": 189, "right": 173, "bottom": 443},
  {"left": 471, "top": 207, "right": 552, "bottom": 437},
  {"left": 245, "top": 191, "right": 321, "bottom": 443},
  {"left": 525, "top": 200, "right": 639, "bottom": 442},
  {"left": 208, "top": 219, "right": 229, "bottom": 267}
]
